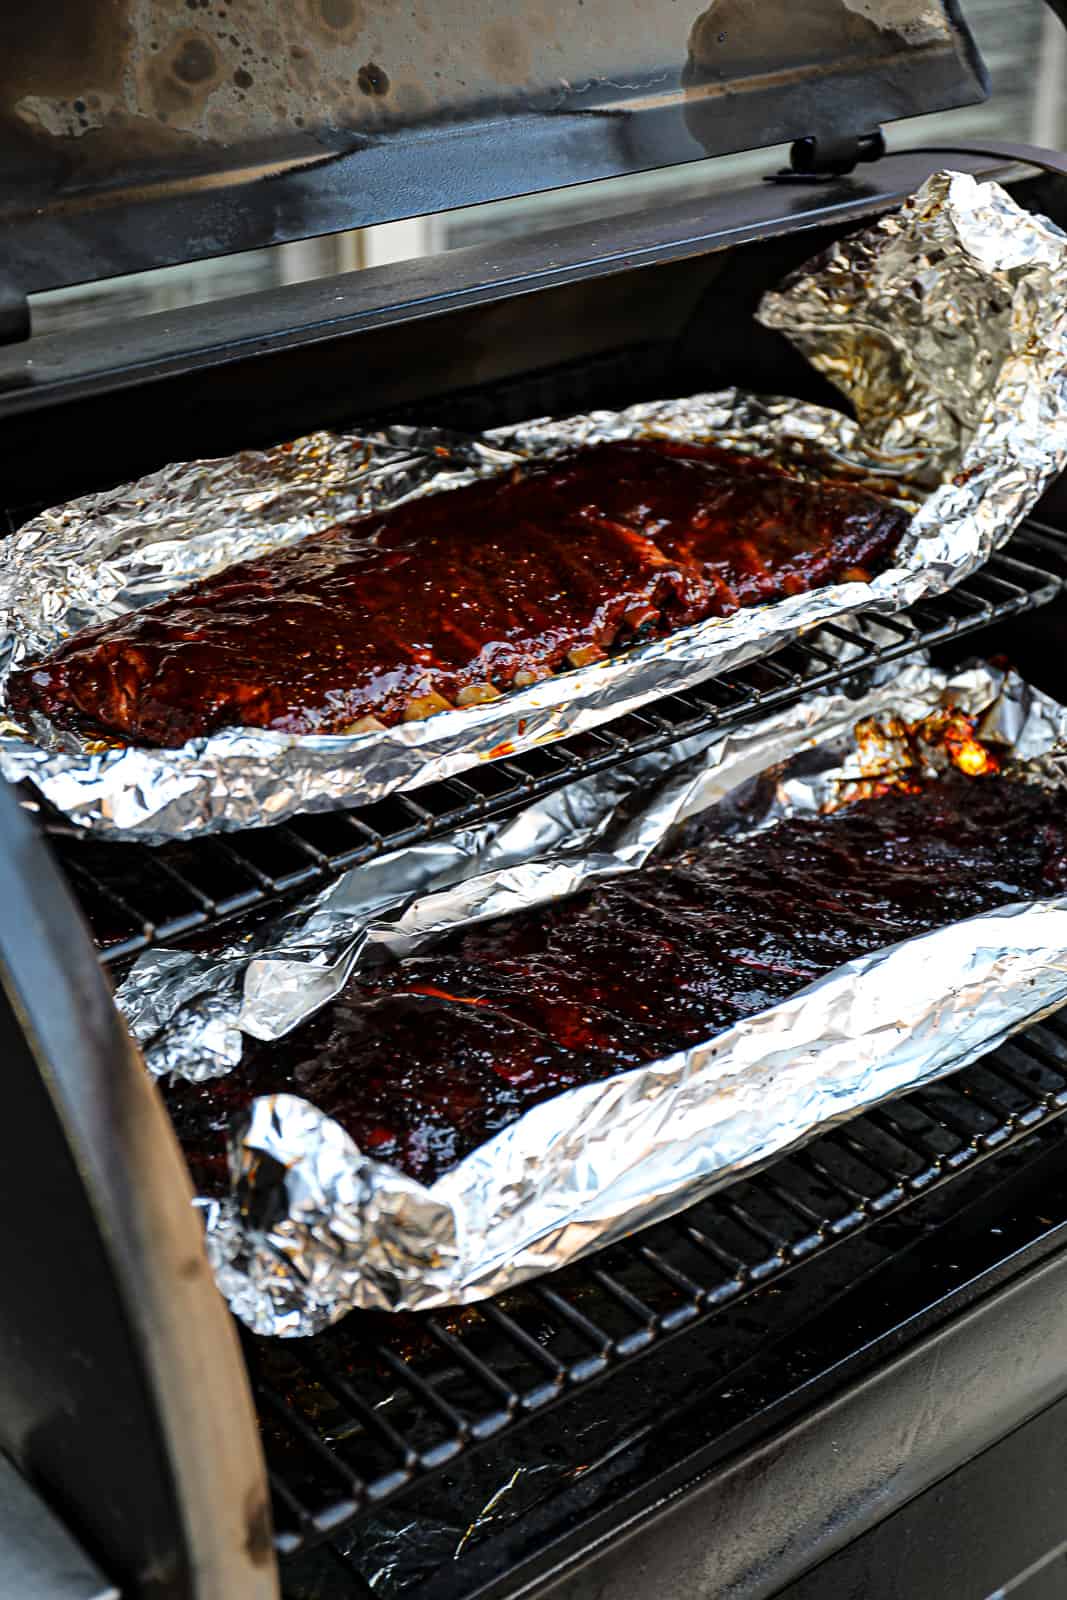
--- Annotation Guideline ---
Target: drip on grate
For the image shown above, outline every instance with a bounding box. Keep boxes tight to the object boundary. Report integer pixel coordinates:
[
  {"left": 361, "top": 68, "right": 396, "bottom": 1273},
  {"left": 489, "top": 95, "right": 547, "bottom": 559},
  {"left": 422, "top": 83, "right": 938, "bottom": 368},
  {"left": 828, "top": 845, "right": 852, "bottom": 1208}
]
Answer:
[
  {"left": 247, "top": 1014, "right": 1067, "bottom": 1559},
  {"left": 22, "top": 518, "right": 1067, "bottom": 966}
]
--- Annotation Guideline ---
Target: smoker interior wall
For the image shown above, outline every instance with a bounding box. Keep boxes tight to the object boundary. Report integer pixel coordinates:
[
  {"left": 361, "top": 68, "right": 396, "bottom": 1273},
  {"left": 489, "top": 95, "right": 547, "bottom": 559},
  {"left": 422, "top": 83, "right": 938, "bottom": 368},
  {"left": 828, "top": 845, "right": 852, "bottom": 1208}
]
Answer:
[
  {"left": 776, "top": 1391, "right": 1067, "bottom": 1599},
  {"left": 0, "top": 248, "right": 721, "bottom": 515},
  {"left": 2, "top": 167, "right": 1063, "bottom": 522},
  {"left": 0, "top": 168, "right": 1063, "bottom": 513},
  {"left": 0, "top": 210, "right": 892, "bottom": 515}
]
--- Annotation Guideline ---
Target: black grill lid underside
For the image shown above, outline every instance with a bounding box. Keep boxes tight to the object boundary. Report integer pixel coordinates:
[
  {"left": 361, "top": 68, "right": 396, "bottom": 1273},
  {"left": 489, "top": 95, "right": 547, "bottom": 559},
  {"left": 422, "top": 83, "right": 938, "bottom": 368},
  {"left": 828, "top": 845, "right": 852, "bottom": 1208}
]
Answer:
[{"left": 0, "top": 0, "right": 987, "bottom": 292}]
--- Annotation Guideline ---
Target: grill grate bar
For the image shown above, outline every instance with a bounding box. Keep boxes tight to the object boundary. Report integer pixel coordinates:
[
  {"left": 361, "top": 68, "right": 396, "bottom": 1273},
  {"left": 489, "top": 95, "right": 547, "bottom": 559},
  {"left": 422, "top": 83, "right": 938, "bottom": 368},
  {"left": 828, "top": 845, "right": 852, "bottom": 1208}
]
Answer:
[
  {"left": 301, "top": 1356, "right": 421, "bottom": 1483},
  {"left": 586, "top": 1265, "right": 659, "bottom": 1344},
  {"left": 812, "top": 621, "right": 881, "bottom": 655},
  {"left": 630, "top": 1241, "right": 706, "bottom": 1310},
  {"left": 793, "top": 634, "right": 853, "bottom": 668},
  {"left": 986, "top": 547, "right": 1057, "bottom": 585},
  {"left": 1001, "top": 1029, "right": 1067, "bottom": 1090},
  {"left": 756, "top": 1173, "right": 829, "bottom": 1231},
  {"left": 792, "top": 1145, "right": 872, "bottom": 1210},
  {"left": 266, "top": 1471, "right": 323, "bottom": 1556},
  {"left": 423, "top": 1317, "right": 521, "bottom": 1423},
  {"left": 528, "top": 1284, "right": 613, "bottom": 1365},
  {"left": 714, "top": 1194, "right": 793, "bottom": 1258},
  {"left": 1013, "top": 520, "right": 1067, "bottom": 559},
  {"left": 865, "top": 1104, "right": 957, "bottom": 1171},
  {"left": 743, "top": 655, "right": 796, "bottom": 688},
  {"left": 254, "top": 1384, "right": 367, "bottom": 1520},
  {"left": 910, "top": 1086, "right": 1000, "bottom": 1149},
  {"left": 820, "top": 1129, "right": 906, "bottom": 1208},
  {"left": 677, "top": 1216, "right": 752, "bottom": 1280},
  {"left": 964, "top": 566, "right": 1030, "bottom": 604},
  {"left": 478, "top": 1304, "right": 568, "bottom": 1403}
]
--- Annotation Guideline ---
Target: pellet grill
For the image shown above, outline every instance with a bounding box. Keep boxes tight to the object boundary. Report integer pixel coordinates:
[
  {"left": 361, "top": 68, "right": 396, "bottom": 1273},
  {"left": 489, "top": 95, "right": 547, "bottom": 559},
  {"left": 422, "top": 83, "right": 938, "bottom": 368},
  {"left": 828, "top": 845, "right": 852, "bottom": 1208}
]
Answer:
[{"left": 5, "top": 4, "right": 1067, "bottom": 1598}]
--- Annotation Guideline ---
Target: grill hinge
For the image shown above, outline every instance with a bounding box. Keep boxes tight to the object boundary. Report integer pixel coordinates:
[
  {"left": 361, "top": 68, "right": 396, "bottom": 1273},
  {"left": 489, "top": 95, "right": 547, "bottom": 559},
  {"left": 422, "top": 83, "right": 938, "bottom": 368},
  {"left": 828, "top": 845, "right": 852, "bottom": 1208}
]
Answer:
[
  {"left": 768, "top": 129, "right": 887, "bottom": 184},
  {"left": 0, "top": 271, "right": 30, "bottom": 346}
]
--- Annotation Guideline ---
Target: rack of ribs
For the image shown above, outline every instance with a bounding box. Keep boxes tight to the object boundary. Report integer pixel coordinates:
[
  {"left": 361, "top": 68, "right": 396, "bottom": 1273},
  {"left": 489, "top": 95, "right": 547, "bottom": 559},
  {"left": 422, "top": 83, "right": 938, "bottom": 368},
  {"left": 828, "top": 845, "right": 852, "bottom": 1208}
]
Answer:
[
  {"left": 7, "top": 439, "right": 911, "bottom": 748},
  {"left": 164, "top": 774, "right": 1067, "bottom": 1192}
]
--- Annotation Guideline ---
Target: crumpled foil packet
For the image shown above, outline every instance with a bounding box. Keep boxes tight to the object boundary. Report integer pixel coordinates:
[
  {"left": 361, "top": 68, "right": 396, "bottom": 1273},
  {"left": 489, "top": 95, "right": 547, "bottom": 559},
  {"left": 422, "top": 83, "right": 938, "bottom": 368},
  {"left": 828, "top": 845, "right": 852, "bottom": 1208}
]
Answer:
[
  {"left": 3, "top": 170, "right": 1067, "bottom": 840},
  {"left": 123, "top": 661, "right": 1067, "bottom": 1333},
  {"left": 114, "top": 647, "right": 931, "bottom": 1079},
  {"left": 118, "top": 720, "right": 728, "bottom": 1082}
]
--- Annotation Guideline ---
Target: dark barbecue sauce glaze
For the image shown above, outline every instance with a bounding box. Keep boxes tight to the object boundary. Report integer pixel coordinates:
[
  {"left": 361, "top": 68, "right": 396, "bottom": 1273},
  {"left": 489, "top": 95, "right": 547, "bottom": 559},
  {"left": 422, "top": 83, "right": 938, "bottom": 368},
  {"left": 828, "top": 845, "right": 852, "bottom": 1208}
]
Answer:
[
  {"left": 164, "top": 776, "right": 1067, "bottom": 1194},
  {"left": 8, "top": 440, "right": 909, "bottom": 747}
]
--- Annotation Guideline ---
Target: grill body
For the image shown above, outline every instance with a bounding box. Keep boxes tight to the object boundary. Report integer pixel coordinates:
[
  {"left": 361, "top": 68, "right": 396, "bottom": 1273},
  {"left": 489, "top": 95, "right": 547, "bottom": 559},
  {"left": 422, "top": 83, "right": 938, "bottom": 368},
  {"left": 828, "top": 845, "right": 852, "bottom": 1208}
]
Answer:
[{"left": 3, "top": 148, "right": 1067, "bottom": 1600}]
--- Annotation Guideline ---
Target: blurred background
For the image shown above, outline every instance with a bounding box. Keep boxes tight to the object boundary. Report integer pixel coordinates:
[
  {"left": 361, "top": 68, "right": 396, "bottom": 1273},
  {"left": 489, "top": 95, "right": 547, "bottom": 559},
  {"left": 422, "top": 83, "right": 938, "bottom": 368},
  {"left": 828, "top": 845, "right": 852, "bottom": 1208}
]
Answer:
[{"left": 27, "top": 0, "right": 1064, "bottom": 338}]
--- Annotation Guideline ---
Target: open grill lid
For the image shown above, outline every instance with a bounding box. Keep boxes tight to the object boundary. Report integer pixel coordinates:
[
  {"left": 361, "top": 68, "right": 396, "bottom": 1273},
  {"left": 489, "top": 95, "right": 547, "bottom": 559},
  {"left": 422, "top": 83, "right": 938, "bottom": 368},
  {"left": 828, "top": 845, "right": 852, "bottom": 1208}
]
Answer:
[{"left": 0, "top": 0, "right": 988, "bottom": 295}]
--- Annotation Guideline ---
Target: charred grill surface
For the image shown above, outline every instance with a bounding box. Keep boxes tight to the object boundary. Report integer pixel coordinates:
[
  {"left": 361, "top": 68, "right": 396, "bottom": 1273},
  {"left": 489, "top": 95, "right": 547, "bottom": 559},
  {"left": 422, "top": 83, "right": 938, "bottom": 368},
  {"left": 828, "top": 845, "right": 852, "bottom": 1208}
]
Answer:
[
  {"left": 164, "top": 776, "right": 1067, "bottom": 1192},
  {"left": 8, "top": 441, "right": 909, "bottom": 747}
]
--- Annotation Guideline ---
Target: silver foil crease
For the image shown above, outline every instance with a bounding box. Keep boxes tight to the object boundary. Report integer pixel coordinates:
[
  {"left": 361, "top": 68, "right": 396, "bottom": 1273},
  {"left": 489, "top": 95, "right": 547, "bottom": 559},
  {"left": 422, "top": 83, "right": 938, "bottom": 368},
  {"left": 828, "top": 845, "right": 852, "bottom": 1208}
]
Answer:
[
  {"left": 4, "top": 171, "right": 1067, "bottom": 840},
  {"left": 117, "top": 647, "right": 945, "bottom": 1078},
  {"left": 124, "top": 662, "right": 1067, "bottom": 1333},
  {"left": 118, "top": 723, "right": 727, "bottom": 1081}
]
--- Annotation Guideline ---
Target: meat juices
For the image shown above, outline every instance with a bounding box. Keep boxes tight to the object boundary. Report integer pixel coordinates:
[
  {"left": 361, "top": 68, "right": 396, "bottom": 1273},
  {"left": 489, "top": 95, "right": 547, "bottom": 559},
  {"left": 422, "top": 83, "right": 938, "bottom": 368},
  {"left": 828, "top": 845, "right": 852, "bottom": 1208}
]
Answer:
[
  {"left": 164, "top": 776, "right": 1067, "bottom": 1193},
  {"left": 8, "top": 440, "right": 909, "bottom": 747}
]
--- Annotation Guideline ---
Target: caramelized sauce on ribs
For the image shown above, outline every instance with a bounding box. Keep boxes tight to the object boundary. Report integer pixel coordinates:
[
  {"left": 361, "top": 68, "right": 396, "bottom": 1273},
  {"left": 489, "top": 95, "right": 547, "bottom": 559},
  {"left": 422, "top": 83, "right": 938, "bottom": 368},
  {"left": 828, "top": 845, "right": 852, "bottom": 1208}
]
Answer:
[
  {"left": 8, "top": 440, "right": 909, "bottom": 747},
  {"left": 164, "top": 776, "right": 1067, "bottom": 1192}
]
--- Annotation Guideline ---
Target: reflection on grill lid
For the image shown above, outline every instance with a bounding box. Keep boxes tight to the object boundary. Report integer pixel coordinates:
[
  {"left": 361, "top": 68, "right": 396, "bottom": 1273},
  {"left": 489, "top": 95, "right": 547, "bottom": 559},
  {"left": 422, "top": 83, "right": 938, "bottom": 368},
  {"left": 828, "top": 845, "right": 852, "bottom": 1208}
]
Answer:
[{"left": 0, "top": 0, "right": 987, "bottom": 291}]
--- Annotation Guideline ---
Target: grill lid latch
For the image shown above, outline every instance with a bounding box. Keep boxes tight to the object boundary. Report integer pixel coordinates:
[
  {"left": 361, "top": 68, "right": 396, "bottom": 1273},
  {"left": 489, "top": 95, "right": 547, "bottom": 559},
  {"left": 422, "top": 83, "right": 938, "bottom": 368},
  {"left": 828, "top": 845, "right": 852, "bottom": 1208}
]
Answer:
[{"left": 769, "top": 130, "right": 886, "bottom": 184}]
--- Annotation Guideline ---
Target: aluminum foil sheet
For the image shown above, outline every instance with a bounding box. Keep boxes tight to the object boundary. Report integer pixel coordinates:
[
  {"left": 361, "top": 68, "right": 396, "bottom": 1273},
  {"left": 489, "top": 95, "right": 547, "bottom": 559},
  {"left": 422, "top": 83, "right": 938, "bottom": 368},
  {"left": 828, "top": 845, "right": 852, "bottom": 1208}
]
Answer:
[
  {"left": 124, "top": 661, "right": 1067, "bottom": 1333},
  {"left": 3, "top": 170, "right": 1067, "bottom": 840},
  {"left": 116, "top": 646, "right": 945, "bottom": 1079},
  {"left": 118, "top": 721, "right": 728, "bottom": 1082}
]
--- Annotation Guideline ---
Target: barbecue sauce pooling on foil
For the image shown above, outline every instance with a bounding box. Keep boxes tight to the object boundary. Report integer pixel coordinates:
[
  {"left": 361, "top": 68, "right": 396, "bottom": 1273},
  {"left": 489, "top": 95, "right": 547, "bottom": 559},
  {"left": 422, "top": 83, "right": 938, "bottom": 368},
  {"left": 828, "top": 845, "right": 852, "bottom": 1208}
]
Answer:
[
  {"left": 165, "top": 776, "right": 1067, "bottom": 1192},
  {"left": 7, "top": 440, "right": 909, "bottom": 747}
]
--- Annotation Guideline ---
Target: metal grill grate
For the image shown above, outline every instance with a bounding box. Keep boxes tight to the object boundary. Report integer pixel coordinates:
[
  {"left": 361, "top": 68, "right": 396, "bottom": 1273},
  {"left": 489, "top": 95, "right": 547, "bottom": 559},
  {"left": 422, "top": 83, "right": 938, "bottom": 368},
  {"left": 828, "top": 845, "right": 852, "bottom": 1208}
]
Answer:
[
  {"left": 252, "top": 1013, "right": 1067, "bottom": 1575},
  {"left": 30, "top": 519, "right": 1067, "bottom": 966}
]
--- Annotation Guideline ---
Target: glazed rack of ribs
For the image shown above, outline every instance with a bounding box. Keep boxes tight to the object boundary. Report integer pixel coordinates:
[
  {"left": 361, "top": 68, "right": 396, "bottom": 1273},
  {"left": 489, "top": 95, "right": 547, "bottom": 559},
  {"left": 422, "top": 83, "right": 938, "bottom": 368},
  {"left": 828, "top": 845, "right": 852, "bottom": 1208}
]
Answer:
[
  {"left": 29, "top": 516, "right": 1065, "bottom": 968},
  {"left": 165, "top": 773, "right": 1067, "bottom": 1192},
  {"left": 7, "top": 438, "right": 910, "bottom": 748}
]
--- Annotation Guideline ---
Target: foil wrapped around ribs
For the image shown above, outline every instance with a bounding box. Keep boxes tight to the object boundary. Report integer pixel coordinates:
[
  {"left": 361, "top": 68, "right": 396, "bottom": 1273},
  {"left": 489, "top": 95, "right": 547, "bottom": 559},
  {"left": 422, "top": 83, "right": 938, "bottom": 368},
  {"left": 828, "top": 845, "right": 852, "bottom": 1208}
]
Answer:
[
  {"left": 117, "top": 663, "right": 1067, "bottom": 1328},
  {"left": 3, "top": 171, "right": 1067, "bottom": 839},
  {"left": 6, "top": 440, "right": 907, "bottom": 748},
  {"left": 166, "top": 772, "right": 1067, "bottom": 1197}
]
